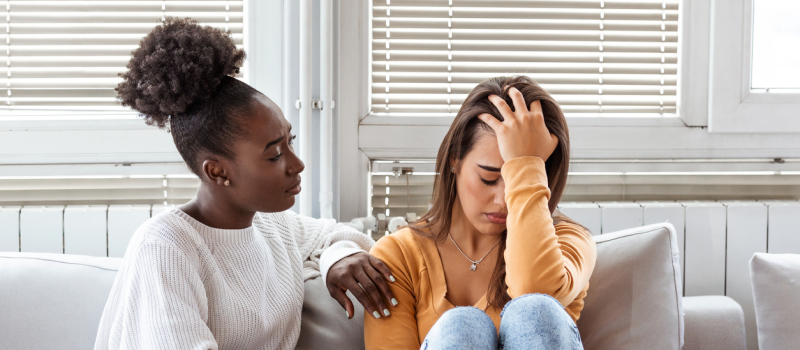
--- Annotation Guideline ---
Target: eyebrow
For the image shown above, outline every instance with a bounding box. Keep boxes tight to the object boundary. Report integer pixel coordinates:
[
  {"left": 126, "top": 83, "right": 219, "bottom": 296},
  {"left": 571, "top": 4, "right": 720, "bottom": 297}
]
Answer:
[
  {"left": 263, "top": 123, "right": 294, "bottom": 153},
  {"left": 477, "top": 164, "right": 502, "bottom": 172},
  {"left": 263, "top": 135, "right": 285, "bottom": 153}
]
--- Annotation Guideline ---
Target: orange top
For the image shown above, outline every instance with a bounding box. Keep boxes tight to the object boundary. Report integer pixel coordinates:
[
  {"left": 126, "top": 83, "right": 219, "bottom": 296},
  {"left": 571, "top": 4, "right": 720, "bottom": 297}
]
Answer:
[{"left": 364, "top": 156, "right": 597, "bottom": 349}]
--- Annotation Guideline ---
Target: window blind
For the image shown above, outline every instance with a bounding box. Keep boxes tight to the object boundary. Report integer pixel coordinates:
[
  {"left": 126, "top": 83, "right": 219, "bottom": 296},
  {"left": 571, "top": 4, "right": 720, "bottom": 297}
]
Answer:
[
  {"left": 0, "top": 175, "right": 199, "bottom": 206},
  {"left": 371, "top": 0, "right": 679, "bottom": 117},
  {"left": 370, "top": 161, "right": 436, "bottom": 218},
  {"left": 371, "top": 173, "right": 435, "bottom": 218},
  {"left": 1, "top": 0, "right": 243, "bottom": 112}
]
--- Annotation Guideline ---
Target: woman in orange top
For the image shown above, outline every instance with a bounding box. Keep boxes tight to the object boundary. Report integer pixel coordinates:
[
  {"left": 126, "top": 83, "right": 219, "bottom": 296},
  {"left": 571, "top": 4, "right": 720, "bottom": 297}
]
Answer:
[{"left": 364, "top": 76, "right": 597, "bottom": 350}]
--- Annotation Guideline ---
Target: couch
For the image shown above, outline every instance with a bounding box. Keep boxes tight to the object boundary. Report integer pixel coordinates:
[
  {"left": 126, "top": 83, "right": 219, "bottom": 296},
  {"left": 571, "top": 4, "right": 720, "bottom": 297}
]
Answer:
[{"left": 0, "top": 223, "right": 745, "bottom": 349}]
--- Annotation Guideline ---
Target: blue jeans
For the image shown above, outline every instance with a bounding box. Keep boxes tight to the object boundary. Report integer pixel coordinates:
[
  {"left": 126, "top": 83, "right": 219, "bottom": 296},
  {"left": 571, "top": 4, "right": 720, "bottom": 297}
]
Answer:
[{"left": 420, "top": 294, "right": 583, "bottom": 350}]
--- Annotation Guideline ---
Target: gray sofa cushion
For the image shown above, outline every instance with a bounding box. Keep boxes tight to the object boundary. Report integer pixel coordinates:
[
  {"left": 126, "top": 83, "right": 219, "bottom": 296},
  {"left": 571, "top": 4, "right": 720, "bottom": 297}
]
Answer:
[
  {"left": 682, "top": 296, "right": 745, "bottom": 350},
  {"left": 0, "top": 252, "right": 122, "bottom": 350},
  {"left": 296, "top": 276, "right": 365, "bottom": 349},
  {"left": 576, "top": 223, "right": 684, "bottom": 350},
  {"left": 750, "top": 253, "right": 800, "bottom": 350}
]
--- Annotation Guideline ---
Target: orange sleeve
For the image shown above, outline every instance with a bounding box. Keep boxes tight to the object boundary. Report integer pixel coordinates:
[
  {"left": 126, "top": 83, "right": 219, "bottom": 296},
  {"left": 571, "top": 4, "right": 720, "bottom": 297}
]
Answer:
[
  {"left": 364, "top": 235, "right": 421, "bottom": 350},
  {"left": 501, "top": 156, "right": 596, "bottom": 307}
]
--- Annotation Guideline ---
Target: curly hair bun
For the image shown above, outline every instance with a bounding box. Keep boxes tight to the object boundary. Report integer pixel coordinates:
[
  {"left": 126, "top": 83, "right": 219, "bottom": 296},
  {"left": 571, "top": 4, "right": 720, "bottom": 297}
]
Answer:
[{"left": 117, "top": 17, "right": 246, "bottom": 128}]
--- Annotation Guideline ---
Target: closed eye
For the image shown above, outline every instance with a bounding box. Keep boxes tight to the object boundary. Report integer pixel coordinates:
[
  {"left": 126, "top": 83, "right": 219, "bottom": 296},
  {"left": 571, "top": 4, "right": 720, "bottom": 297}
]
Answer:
[
  {"left": 270, "top": 135, "right": 297, "bottom": 161},
  {"left": 481, "top": 177, "right": 499, "bottom": 186}
]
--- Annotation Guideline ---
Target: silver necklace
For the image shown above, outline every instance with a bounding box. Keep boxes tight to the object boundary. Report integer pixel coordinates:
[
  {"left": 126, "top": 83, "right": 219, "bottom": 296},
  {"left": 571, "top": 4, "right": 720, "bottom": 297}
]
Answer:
[{"left": 448, "top": 233, "right": 502, "bottom": 272}]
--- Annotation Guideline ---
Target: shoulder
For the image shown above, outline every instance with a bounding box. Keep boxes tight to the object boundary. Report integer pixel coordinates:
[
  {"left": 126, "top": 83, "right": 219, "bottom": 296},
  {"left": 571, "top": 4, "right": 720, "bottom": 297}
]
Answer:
[
  {"left": 135, "top": 212, "right": 196, "bottom": 246},
  {"left": 371, "top": 227, "right": 428, "bottom": 272},
  {"left": 126, "top": 211, "right": 205, "bottom": 263},
  {"left": 372, "top": 227, "right": 418, "bottom": 252}
]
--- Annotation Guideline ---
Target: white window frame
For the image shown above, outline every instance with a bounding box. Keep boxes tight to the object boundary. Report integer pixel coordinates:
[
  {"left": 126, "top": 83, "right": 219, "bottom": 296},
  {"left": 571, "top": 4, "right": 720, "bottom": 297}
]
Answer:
[
  {"left": 707, "top": 0, "right": 800, "bottom": 133},
  {"left": 335, "top": 0, "right": 800, "bottom": 219}
]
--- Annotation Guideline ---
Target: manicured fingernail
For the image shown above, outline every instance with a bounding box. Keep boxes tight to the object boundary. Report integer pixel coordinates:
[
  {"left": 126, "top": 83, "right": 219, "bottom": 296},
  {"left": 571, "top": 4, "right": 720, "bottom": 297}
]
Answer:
[
  {"left": 384, "top": 309, "right": 391, "bottom": 316},
  {"left": 373, "top": 311, "right": 381, "bottom": 319},
  {"left": 391, "top": 298, "right": 399, "bottom": 306},
  {"left": 345, "top": 310, "right": 350, "bottom": 318},
  {"left": 390, "top": 276, "right": 396, "bottom": 282}
]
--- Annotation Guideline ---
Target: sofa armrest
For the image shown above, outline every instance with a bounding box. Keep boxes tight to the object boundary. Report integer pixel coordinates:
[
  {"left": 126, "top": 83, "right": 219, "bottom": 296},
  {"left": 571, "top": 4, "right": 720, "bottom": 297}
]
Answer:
[{"left": 682, "top": 296, "right": 745, "bottom": 350}]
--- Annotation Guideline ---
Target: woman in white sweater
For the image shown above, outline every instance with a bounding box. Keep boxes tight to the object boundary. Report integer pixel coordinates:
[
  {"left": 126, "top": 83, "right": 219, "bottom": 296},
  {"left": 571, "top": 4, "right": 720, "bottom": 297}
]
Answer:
[{"left": 94, "top": 18, "right": 397, "bottom": 350}]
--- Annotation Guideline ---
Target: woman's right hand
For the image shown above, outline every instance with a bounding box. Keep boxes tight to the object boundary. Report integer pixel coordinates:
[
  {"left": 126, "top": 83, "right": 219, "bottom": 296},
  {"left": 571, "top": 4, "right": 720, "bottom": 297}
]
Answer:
[{"left": 477, "top": 87, "right": 559, "bottom": 163}]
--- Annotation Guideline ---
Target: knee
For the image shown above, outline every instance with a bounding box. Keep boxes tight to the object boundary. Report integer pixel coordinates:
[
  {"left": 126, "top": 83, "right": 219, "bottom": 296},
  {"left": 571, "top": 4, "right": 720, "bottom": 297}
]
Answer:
[
  {"left": 424, "top": 307, "right": 496, "bottom": 348},
  {"left": 438, "top": 306, "right": 495, "bottom": 330},
  {"left": 501, "top": 293, "right": 565, "bottom": 323}
]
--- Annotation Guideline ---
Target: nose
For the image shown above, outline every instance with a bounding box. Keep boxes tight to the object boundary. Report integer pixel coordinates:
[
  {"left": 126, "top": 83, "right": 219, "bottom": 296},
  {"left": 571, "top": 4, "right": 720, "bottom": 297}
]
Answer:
[
  {"left": 286, "top": 148, "right": 305, "bottom": 175},
  {"left": 494, "top": 181, "right": 506, "bottom": 207}
]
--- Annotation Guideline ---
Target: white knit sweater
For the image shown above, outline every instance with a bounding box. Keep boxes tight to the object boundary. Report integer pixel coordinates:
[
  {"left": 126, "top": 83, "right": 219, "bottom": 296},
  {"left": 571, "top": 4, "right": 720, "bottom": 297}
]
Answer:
[{"left": 93, "top": 208, "right": 374, "bottom": 350}]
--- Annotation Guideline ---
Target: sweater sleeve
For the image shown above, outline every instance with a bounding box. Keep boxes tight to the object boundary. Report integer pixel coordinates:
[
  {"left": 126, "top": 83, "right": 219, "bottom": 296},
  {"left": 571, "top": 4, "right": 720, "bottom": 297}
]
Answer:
[
  {"left": 277, "top": 210, "right": 375, "bottom": 282},
  {"left": 501, "top": 156, "right": 597, "bottom": 307},
  {"left": 94, "top": 238, "right": 217, "bottom": 350},
  {"left": 364, "top": 235, "right": 421, "bottom": 350}
]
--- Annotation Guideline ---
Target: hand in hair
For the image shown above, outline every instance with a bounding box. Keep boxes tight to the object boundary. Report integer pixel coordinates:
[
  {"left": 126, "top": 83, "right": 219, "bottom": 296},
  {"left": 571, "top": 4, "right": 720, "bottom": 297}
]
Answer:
[{"left": 478, "top": 87, "right": 559, "bottom": 162}]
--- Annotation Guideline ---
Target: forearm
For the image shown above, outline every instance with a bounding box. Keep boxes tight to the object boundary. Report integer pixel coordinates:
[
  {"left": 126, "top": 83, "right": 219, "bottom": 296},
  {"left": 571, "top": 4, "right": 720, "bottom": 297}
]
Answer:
[
  {"left": 283, "top": 211, "right": 374, "bottom": 281},
  {"left": 502, "top": 157, "right": 594, "bottom": 305},
  {"left": 319, "top": 232, "right": 373, "bottom": 282}
]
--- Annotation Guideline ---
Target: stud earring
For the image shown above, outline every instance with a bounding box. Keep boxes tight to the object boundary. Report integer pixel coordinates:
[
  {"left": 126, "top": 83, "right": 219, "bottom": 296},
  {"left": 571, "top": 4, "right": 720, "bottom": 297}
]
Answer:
[
  {"left": 224, "top": 179, "right": 230, "bottom": 187},
  {"left": 451, "top": 166, "right": 456, "bottom": 172}
]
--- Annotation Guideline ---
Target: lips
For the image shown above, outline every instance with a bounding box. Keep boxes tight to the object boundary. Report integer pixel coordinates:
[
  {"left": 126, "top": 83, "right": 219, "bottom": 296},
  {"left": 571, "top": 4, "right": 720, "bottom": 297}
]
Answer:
[
  {"left": 286, "top": 178, "right": 302, "bottom": 195},
  {"left": 485, "top": 212, "right": 507, "bottom": 224}
]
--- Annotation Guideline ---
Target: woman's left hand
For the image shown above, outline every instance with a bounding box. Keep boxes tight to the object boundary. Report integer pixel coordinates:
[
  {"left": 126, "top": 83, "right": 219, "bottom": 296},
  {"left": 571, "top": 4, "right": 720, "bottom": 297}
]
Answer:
[
  {"left": 478, "top": 87, "right": 559, "bottom": 162},
  {"left": 326, "top": 252, "right": 397, "bottom": 320}
]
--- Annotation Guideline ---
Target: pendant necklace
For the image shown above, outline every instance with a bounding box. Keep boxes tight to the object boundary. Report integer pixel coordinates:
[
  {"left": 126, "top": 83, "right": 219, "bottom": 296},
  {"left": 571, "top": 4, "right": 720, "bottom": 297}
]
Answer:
[{"left": 448, "top": 233, "right": 502, "bottom": 271}]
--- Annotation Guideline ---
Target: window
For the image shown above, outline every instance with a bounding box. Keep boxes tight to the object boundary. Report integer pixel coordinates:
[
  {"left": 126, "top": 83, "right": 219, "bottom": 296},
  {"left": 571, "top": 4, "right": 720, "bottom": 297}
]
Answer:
[
  {"left": 751, "top": 0, "right": 800, "bottom": 90},
  {"left": 371, "top": 0, "right": 680, "bottom": 117},
  {"left": 1, "top": 1, "right": 243, "bottom": 113},
  {"left": 0, "top": 1, "right": 247, "bottom": 206},
  {"left": 369, "top": 160, "right": 435, "bottom": 218},
  {"left": 342, "top": 0, "right": 800, "bottom": 220},
  {"left": 707, "top": 0, "right": 800, "bottom": 132}
]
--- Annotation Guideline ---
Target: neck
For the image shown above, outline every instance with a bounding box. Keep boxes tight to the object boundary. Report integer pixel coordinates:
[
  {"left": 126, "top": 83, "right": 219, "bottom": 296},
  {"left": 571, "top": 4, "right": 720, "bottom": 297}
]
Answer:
[
  {"left": 179, "top": 182, "right": 256, "bottom": 230},
  {"left": 447, "top": 196, "right": 502, "bottom": 256}
]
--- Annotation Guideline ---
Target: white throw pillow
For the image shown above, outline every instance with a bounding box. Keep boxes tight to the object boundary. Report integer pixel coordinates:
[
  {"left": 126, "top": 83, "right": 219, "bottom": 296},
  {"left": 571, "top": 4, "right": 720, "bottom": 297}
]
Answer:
[
  {"left": 749, "top": 253, "right": 800, "bottom": 350},
  {"left": 576, "top": 223, "right": 684, "bottom": 350}
]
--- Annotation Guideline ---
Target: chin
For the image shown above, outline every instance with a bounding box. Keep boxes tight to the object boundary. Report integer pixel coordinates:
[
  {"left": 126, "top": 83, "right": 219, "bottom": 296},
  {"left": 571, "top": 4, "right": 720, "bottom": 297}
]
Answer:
[
  {"left": 282, "top": 197, "right": 296, "bottom": 211},
  {"left": 478, "top": 224, "right": 506, "bottom": 236}
]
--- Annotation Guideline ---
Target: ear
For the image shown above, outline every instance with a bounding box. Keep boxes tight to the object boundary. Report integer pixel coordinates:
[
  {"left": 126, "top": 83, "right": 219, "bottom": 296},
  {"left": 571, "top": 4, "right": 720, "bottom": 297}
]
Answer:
[
  {"left": 449, "top": 158, "right": 460, "bottom": 174},
  {"left": 201, "top": 158, "right": 229, "bottom": 186}
]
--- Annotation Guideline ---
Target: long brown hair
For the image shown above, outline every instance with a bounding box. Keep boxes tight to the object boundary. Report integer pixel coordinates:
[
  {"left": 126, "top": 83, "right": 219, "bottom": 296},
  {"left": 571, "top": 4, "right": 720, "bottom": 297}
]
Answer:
[{"left": 408, "top": 75, "right": 582, "bottom": 309}]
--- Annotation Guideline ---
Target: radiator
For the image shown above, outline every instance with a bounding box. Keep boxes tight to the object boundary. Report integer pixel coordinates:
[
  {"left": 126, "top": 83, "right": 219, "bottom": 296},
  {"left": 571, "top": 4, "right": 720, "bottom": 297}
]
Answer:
[
  {"left": 0, "top": 201, "right": 798, "bottom": 350},
  {"left": 0, "top": 204, "right": 173, "bottom": 257}
]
